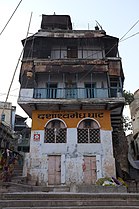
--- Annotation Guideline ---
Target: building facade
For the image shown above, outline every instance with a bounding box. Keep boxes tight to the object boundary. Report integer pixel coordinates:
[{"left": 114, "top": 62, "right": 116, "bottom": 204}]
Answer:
[
  {"left": 129, "top": 90, "right": 139, "bottom": 160},
  {"left": 14, "top": 114, "right": 30, "bottom": 153},
  {"left": 0, "top": 102, "right": 16, "bottom": 149},
  {"left": 0, "top": 102, "right": 16, "bottom": 130},
  {"left": 18, "top": 15, "right": 125, "bottom": 186},
  {"left": 130, "top": 90, "right": 139, "bottom": 138}
]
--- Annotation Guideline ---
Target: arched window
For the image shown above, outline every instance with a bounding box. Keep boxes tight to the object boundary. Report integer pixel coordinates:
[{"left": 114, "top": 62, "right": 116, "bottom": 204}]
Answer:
[
  {"left": 44, "top": 119, "right": 67, "bottom": 143},
  {"left": 77, "top": 118, "right": 100, "bottom": 143}
]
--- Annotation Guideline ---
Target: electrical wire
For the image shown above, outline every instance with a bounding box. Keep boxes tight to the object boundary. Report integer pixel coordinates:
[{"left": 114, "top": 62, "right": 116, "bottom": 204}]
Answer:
[
  {"left": 0, "top": 0, "right": 23, "bottom": 36},
  {"left": 1, "top": 12, "right": 33, "bottom": 117},
  {"left": 119, "top": 20, "right": 139, "bottom": 41},
  {"left": 120, "top": 31, "right": 139, "bottom": 42}
]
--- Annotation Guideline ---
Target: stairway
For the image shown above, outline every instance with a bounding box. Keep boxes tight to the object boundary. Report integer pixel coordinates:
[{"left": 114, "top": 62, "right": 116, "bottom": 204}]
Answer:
[
  {"left": 0, "top": 155, "right": 27, "bottom": 193},
  {"left": 0, "top": 156, "right": 139, "bottom": 209},
  {"left": 0, "top": 159, "right": 70, "bottom": 193},
  {"left": 0, "top": 192, "right": 139, "bottom": 209},
  {"left": 11, "top": 160, "right": 24, "bottom": 183}
]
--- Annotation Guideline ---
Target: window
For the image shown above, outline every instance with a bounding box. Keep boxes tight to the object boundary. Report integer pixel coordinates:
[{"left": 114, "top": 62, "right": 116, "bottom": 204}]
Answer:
[
  {"left": 85, "top": 83, "right": 95, "bottom": 98},
  {"left": 65, "top": 83, "right": 77, "bottom": 99},
  {"left": 110, "top": 78, "right": 120, "bottom": 97},
  {"left": 44, "top": 119, "right": 67, "bottom": 143},
  {"left": 84, "top": 119, "right": 92, "bottom": 128},
  {"left": 46, "top": 83, "right": 57, "bottom": 98},
  {"left": 77, "top": 119, "right": 100, "bottom": 143},
  {"left": 67, "top": 46, "right": 78, "bottom": 58},
  {"left": 1, "top": 113, "right": 5, "bottom": 121}
]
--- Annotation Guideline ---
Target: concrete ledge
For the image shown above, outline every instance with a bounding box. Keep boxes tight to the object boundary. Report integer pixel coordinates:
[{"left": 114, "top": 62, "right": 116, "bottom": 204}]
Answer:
[
  {"left": 0, "top": 182, "right": 70, "bottom": 193},
  {"left": 0, "top": 181, "right": 127, "bottom": 193},
  {"left": 77, "top": 185, "right": 127, "bottom": 193}
]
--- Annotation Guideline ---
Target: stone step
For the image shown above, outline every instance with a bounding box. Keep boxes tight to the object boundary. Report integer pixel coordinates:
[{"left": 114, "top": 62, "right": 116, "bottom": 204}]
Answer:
[
  {"left": 0, "top": 182, "right": 33, "bottom": 193},
  {"left": 13, "top": 169, "right": 23, "bottom": 175},
  {"left": 2, "top": 207, "right": 139, "bottom": 209},
  {"left": 14, "top": 164, "right": 23, "bottom": 168},
  {"left": 1, "top": 192, "right": 139, "bottom": 200},
  {"left": 13, "top": 168, "right": 23, "bottom": 172},
  {"left": 1, "top": 182, "right": 70, "bottom": 191},
  {"left": 11, "top": 176, "right": 26, "bottom": 183},
  {"left": 13, "top": 166, "right": 23, "bottom": 171},
  {"left": 1, "top": 193, "right": 139, "bottom": 208},
  {"left": 0, "top": 182, "right": 70, "bottom": 193},
  {"left": 1, "top": 199, "right": 139, "bottom": 207}
]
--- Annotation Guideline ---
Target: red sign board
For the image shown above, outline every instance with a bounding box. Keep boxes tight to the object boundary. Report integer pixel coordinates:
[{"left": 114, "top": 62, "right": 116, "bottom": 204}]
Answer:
[{"left": 34, "top": 133, "right": 40, "bottom": 141}]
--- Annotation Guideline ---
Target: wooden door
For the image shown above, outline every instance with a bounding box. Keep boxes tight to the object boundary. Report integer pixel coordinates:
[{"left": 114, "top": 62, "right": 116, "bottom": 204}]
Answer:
[
  {"left": 83, "top": 156, "right": 97, "bottom": 184},
  {"left": 65, "top": 83, "right": 77, "bottom": 99},
  {"left": 48, "top": 155, "right": 61, "bottom": 185}
]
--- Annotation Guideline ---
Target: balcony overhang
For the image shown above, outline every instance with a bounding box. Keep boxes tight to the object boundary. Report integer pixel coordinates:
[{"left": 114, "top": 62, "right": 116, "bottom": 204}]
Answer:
[
  {"left": 18, "top": 97, "right": 125, "bottom": 128},
  {"left": 32, "top": 30, "right": 107, "bottom": 39}
]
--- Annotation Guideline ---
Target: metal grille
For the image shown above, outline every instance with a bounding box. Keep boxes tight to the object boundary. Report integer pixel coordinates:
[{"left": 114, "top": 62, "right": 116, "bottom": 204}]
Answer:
[
  {"left": 77, "top": 128, "right": 100, "bottom": 143},
  {"left": 77, "top": 129, "right": 88, "bottom": 143},
  {"left": 45, "top": 128, "right": 55, "bottom": 143},
  {"left": 90, "top": 129, "right": 100, "bottom": 143},
  {"left": 44, "top": 128, "right": 66, "bottom": 143}
]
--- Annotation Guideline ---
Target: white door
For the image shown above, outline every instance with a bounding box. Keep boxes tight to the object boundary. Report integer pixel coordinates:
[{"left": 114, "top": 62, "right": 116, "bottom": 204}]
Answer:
[
  {"left": 83, "top": 156, "right": 97, "bottom": 184},
  {"left": 48, "top": 155, "right": 61, "bottom": 185}
]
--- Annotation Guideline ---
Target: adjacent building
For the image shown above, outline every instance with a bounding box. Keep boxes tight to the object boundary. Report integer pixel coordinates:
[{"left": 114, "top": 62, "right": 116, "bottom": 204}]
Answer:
[
  {"left": 0, "top": 102, "right": 16, "bottom": 148},
  {"left": 0, "top": 101, "right": 16, "bottom": 130},
  {"left": 18, "top": 15, "right": 125, "bottom": 187},
  {"left": 130, "top": 90, "right": 139, "bottom": 141},
  {"left": 129, "top": 90, "right": 139, "bottom": 161},
  {"left": 127, "top": 90, "right": 139, "bottom": 179},
  {"left": 14, "top": 114, "right": 30, "bottom": 153}
]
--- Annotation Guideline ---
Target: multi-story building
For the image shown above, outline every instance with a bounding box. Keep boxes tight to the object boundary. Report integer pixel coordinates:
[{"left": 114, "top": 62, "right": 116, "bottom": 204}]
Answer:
[
  {"left": 14, "top": 114, "right": 30, "bottom": 153},
  {"left": 18, "top": 15, "right": 125, "bottom": 187},
  {"left": 0, "top": 101, "right": 16, "bottom": 130},
  {"left": 0, "top": 102, "right": 16, "bottom": 148}
]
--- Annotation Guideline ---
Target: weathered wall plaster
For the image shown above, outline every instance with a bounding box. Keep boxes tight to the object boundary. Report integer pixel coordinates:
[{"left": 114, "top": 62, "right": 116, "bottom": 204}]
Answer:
[{"left": 23, "top": 127, "right": 115, "bottom": 186}]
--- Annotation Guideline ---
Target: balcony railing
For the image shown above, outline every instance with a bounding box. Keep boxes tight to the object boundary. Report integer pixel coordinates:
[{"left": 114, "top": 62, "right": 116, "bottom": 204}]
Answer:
[{"left": 33, "top": 87, "right": 123, "bottom": 99}]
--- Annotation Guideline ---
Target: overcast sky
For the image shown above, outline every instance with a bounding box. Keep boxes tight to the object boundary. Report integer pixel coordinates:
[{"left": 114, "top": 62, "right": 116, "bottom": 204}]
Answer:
[{"left": 0, "top": 0, "right": 139, "bottom": 123}]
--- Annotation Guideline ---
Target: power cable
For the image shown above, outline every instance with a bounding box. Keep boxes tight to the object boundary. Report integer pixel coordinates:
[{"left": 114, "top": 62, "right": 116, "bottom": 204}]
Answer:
[
  {"left": 67, "top": 19, "right": 139, "bottom": 82},
  {"left": 0, "top": 0, "right": 23, "bottom": 36},
  {"left": 1, "top": 12, "right": 33, "bottom": 119},
  {"left": 0, "top": 13, "right": 32, "bottom": 143},
  {"left": 79, "top": 19, "right": 139, "bottom": 84},
  {"left": 120, "top": 19, "right": 139, "bottom": 41},
  {"left": 120, "top": 31, "right": 139, "bottom": 42}
]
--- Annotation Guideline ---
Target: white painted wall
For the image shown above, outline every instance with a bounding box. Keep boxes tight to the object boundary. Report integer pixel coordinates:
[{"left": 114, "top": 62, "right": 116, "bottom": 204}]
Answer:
[
  {"left": 18, "top": 89, "right": 33, "bottom": 101},
  {"left": 24, "top": 127, "right": 115, "bottom": 186},
  {"left": 101, "top": 130, "right": 116, "bottom": 177},
  {"left": 0, "top": 102, "right": 13, "bottom": 127}
]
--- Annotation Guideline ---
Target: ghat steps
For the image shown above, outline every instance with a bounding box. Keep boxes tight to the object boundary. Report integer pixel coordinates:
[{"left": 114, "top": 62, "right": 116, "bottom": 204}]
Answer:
[{"left": 0, "top": 192, "right": 139, "bottom": 209}]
